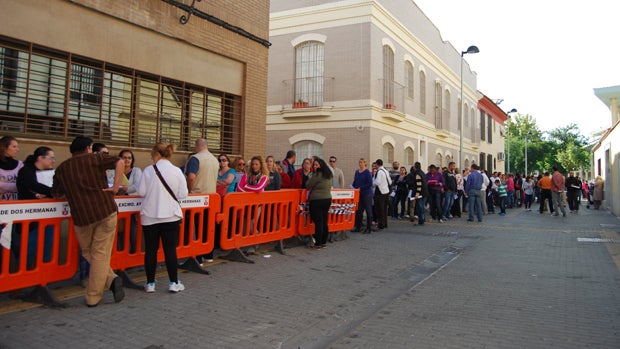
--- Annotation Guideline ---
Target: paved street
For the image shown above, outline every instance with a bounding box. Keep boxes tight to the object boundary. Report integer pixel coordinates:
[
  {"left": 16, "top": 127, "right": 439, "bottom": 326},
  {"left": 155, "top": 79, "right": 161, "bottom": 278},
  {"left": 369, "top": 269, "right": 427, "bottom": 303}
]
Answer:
[{"left": 1, "top": 202, "right": 620, "bottom": 349}]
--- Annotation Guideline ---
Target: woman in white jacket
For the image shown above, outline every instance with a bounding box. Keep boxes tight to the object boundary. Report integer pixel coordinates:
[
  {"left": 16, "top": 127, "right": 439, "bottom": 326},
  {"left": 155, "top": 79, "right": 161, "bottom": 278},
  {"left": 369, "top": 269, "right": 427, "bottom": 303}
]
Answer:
[{"left": 137, "top": 142, "right": 188, "bottom": 293}]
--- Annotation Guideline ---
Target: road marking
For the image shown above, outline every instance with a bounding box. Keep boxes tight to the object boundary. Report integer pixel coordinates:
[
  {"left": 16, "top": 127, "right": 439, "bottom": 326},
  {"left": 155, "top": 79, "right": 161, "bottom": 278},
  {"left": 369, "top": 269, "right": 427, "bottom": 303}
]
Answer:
[{"left": 577, "top": 238, "right": 617, "bottom": 243}]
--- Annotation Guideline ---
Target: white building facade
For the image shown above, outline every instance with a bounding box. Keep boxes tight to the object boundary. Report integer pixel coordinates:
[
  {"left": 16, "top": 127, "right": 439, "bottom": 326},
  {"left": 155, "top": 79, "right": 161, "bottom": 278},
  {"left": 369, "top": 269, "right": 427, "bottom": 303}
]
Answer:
[
  {"left": 592, "top": 85, "right": 620, "bottom": 215},
  {"left": 266, "top": 0, "right": 504, "bottom": 177}
]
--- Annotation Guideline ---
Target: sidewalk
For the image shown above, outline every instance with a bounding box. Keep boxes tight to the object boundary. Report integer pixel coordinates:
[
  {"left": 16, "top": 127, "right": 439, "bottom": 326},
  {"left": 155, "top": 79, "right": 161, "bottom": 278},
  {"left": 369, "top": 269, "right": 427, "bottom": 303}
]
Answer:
[{"left": 1, "top": 203, "right": 619, "bottom": 348}]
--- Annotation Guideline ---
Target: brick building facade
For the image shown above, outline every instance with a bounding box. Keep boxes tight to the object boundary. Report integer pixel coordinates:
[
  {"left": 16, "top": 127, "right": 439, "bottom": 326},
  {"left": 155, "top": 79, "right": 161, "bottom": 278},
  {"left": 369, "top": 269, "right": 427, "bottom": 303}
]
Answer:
[{"left": 0, "top": 0, "right": 269, "bottom": 166}]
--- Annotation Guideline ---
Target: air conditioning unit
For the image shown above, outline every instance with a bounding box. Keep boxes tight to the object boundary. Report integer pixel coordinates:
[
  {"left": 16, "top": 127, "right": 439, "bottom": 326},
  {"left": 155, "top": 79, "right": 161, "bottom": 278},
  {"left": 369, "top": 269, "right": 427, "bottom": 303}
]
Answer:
[{"left": 497, "top": 152, "right": 505, "bottom": 160}]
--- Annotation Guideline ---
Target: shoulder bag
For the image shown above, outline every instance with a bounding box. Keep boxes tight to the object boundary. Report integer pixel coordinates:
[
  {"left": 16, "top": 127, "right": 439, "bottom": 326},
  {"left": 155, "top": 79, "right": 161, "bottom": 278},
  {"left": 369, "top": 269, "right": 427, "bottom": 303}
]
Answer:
[{"left": 153, "top": 164, "right": 179, "bottom": 204}]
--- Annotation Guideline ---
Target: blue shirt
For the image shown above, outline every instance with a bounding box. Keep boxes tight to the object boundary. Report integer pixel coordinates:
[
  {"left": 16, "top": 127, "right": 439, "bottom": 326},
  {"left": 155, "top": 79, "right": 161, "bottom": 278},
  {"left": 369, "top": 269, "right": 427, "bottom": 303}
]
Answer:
[
  {"left": 465, "top": 171, "right": 483, "bottom": 193},
  {"left": 352, "top": 169, "right": 373, "bottom": 197},
  {"left": 185, "top": 157, "right": 199, "bottom": 175}
]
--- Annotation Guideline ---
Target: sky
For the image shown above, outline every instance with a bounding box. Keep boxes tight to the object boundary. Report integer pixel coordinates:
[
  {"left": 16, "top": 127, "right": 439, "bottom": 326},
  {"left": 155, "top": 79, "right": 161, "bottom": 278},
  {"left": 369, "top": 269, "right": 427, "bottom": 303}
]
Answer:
[{"left": 414, "top": 0, "right": 619, "bottom": 138}]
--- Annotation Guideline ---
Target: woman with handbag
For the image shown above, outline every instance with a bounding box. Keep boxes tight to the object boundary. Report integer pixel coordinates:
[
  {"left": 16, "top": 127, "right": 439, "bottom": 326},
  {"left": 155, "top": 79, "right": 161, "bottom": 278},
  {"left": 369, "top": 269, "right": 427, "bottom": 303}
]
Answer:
[{"left": 136, "top": 142, "right": 188, "bottom": 293}]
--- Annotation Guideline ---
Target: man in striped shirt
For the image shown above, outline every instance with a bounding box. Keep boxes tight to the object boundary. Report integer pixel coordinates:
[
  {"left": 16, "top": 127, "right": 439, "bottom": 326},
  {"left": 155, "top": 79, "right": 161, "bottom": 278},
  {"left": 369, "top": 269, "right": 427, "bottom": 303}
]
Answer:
[{"left": 52, "top": 136, "right": 125, "bottom": 307}]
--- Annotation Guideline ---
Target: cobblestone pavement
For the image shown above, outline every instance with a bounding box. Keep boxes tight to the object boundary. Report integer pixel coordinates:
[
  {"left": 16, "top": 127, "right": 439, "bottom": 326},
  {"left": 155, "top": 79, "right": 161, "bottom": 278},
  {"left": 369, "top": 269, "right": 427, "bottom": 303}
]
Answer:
[{"left": 1, "top": 202, "right": 619, "bottom": 349}]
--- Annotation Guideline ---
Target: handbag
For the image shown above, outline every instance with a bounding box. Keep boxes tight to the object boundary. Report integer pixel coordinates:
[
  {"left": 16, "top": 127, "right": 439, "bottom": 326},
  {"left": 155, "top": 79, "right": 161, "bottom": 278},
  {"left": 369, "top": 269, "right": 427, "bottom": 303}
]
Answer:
[{"left": 153, "top": 164, "right": 179, "bottom": 204}]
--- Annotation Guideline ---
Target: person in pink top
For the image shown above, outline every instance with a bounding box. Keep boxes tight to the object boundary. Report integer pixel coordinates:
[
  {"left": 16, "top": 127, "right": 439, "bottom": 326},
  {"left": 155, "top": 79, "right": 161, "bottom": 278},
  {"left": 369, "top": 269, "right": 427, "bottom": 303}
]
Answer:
[
  {"left": 506, "top": 174, "right": 515, "bottom": 208},
  {"left": 235, "top": 155, "right": 269, "bottom": 255},
  {"left": 236, "top": 156, "right": 269, "bottom": 193}
]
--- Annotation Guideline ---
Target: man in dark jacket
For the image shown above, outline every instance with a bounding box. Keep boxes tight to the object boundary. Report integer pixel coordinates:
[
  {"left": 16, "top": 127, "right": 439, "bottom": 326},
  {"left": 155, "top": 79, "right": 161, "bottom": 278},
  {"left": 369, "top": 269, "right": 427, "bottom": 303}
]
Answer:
[
  {"left": 407, "top": 162, "right": 428, "bottom": 225},
  {"left": 441, "top": 161, "right": 457, "bottom": 220}
]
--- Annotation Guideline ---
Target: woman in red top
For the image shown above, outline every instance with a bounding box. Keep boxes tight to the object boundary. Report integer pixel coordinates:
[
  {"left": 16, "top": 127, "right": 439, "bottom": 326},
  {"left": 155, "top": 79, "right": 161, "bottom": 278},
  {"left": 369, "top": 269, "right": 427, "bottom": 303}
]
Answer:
[{"left": 291, "top": 158, "right": 313, "bottom": 189}]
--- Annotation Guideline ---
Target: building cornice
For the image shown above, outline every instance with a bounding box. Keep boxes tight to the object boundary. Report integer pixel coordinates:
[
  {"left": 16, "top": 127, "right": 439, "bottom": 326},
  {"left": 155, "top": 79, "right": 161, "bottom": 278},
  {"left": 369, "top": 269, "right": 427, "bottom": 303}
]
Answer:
[{"left": 270, "top": 0, "right": 478, "bottom": 101}]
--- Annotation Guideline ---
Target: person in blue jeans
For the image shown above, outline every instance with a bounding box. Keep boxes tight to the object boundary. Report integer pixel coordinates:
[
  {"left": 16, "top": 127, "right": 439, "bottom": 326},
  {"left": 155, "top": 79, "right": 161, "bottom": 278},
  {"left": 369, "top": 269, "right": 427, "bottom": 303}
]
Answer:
[
  {"left": 464, "top": 164, "right": 483, "bottom": 222},
  {"left": 441, "top": 162, "right": 457, "bottom": 220},
  {"left": 351, "top": 158, "right": 374, "bottom": 233}
]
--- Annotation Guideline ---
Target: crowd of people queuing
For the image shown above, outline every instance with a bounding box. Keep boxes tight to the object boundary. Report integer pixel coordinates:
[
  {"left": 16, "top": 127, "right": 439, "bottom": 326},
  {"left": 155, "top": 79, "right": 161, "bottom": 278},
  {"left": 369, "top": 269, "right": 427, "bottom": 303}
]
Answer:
[{"left": 0, "top": 134, "right": 603, "bottom": 306}]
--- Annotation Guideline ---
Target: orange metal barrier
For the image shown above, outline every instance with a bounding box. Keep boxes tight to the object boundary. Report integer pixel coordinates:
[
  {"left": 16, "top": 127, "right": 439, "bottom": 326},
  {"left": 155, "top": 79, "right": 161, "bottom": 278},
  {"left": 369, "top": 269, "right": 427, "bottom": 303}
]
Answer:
[
  {"left": 110, "top": 194, "right": 219, "bottom": 288},
  {"left": 297, "top": 189, "right": 359, "bottom": 236},
  {"left": 218, "top": 190, "right": 300, "bottom": 259},
  {"left": 0, "top": 189, "right": 358, "bottom": 303},
  {"left": 0, "top": 199, "right": 79, "bottom": 305}
]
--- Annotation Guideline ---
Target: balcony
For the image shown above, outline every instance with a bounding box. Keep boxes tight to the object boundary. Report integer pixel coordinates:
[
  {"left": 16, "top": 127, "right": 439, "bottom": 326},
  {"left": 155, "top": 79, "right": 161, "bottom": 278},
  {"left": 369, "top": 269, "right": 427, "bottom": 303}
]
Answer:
[
  {"left": 378, "top": 79, "right": 405, "bottom": 115},
  {"left": 280, "top": 76, "right": 335, "bottom": 111}
]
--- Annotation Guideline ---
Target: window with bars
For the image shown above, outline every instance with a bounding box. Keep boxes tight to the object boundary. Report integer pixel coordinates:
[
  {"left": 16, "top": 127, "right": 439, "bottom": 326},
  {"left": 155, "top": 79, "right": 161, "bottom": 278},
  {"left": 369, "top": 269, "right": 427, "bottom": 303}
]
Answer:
[
  {"left": 382, "top": 142, "right": 394, "bottom": 163},
  {"left": 382, "top": 45, "right": 394, "bottom": 107},
  {"left": 0, "top": 37, "right": 242, "bottom": 153},
  {"left": 419, "top": 70, "right": 426, "bottom": 114},
  {"left": 0, "top": 47, "right": 18, "bottom": 93},
  {"left": 464, "top": 103, "right": 469, "bottom": 127},
  {"left": 458, "top": 99, "right": 462, "bottom": 131},
  {"left": 405, "top": 61, "right": 414, "bottom": 99},
  {"left": 405, "top": 146, "right": 414, "bottom": 167},
  {"left": 444, "top": 89, "right": 451, "bottom": 130},
  {"left": 294, "top": 140, "right": 323, "bottom": 164},
  {"left": 434, "top": 82, "right": 442, "bottom": 129},
  {"left": 480, "top": 110, "right": 486, "bottom": 141},
  {"left": 487, "top": 115, "right": 493, "bottom": 143},
  {"left": 294, "top": 41, "right": 324, "bottom": 107},
  {"left": 70, "top": 63, "right": 102, "bottom": 105}
]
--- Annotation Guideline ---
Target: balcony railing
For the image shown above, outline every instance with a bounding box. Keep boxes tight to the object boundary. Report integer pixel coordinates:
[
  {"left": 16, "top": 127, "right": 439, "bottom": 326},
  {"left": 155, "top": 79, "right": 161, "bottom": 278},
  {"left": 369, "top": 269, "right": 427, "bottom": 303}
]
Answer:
[
  {"left": 378, "top": 79, "right": 404, "bottom": 113},
  {"left": 281, "top": 76, "right": 334, "bottom": 109}
]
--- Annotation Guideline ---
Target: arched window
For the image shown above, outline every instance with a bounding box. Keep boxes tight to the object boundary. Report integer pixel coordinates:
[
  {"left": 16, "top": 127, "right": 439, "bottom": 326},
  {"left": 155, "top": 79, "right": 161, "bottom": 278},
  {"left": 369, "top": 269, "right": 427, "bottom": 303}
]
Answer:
[
  {"left": 457, "top": 98, "right": 462, "bottom": 131},
  {"left": 470, "top": 107, "right": 476, "bottom": 141},
  {"left": 419, "top": 70, "right": 426, "bottom": 114},
  {"left": 464, "top": 159, "right": 470, "bottom": 169},
  {"left": 464, "top": 103, "right": 469, "bottom": 127},
  {"left": 295, "top": 41, "right": 324, "bottom": 107},
  {"left": 444, "top": 89, "right": 451, "bottom": 130},
  {"left": 435, "top": 153, "right": 443, "bottom": 167},
  {"left": 382, "top": 142, "right": 394, "bottom": 164},
  {"left": 405, "top": 146, "right": 415, "bottom": 167},
  {"left": 445, "top": 154, "right": 452, "bottom": 166},
  {"left": 294, "top": 140, "right": 323, "bottom": 162},
  {"left": 405, "top": 61, "right": 414, "bottom": 99},
  {"left": 434, "top": 82, "right": 442, "bottom": 129},
  {"left": 383, "top": 45, "right": 394, "bottom": 107}
]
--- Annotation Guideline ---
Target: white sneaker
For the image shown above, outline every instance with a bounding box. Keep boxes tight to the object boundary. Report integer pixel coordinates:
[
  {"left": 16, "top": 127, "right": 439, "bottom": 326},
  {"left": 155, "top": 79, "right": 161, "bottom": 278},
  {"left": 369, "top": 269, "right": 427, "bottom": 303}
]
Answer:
[
  {"left": 168, "top": 281, "right": 185, "bottom": 293},
  {"left": 145, "top": 282, "right": 155, "bottom": 293}
]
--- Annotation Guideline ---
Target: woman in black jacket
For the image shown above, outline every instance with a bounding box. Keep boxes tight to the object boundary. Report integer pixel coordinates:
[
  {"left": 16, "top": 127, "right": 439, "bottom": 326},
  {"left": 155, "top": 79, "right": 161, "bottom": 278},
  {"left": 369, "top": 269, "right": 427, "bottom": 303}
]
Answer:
[
  {"left": 15, "top": 146, "right": 56, "bottom": 268},
  {"left": 17, "top": 146, "right": 55, "bottom": 199}
]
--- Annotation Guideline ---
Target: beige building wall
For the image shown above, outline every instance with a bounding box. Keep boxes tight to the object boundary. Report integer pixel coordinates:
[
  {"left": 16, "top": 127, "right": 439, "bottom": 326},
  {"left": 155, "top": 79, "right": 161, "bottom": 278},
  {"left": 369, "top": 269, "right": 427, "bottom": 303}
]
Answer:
[
  {"left": 0, "top": 0, "right": 269, "bottom": 165},
  {"left": 267, "top": 0, "right": 482, "bottom": 176}
]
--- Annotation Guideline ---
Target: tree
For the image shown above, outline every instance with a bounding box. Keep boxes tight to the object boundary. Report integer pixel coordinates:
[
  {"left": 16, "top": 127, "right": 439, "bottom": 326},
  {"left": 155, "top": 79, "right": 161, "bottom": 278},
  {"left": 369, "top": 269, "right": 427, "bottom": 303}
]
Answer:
[{"left": 505, "top": 117, "right": 591, "bottom": 175}]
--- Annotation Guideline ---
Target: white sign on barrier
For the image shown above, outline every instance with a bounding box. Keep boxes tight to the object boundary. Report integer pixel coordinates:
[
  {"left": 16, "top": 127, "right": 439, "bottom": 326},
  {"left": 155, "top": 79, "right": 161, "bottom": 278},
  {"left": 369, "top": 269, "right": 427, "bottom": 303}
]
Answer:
[
  {"left": 0, "top": 195, "right": 210, "bottom": 249},
  {"left": 331, "top": 190, "right": 355, "bottom": 199}
]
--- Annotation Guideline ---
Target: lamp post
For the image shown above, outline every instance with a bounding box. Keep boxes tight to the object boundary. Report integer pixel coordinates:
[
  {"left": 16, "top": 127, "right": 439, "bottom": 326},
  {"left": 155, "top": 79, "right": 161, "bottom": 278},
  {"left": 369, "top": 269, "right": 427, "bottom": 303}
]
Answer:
[
  {"left": 525, "top": 131, "right": 532, "bottom": 176},
  {"left": 459, "top": 45, "right": 479, "bottom": 170},
  {"left": 505, "top": 108, "right": 517, "bottom": 174}
]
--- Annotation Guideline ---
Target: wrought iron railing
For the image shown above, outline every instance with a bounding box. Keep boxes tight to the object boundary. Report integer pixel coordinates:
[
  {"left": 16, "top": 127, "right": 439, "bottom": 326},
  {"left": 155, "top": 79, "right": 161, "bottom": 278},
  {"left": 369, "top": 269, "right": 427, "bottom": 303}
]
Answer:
[{"left": 281, "top": 76, "right": 334, "bottom": 109}]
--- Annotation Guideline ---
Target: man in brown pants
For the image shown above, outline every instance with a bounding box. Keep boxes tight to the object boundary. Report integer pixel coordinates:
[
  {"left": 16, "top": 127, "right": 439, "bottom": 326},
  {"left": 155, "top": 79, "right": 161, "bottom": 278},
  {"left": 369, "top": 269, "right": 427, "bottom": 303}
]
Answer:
[{"left": 53, "top": 136, "right": 125, "bottom": 307}]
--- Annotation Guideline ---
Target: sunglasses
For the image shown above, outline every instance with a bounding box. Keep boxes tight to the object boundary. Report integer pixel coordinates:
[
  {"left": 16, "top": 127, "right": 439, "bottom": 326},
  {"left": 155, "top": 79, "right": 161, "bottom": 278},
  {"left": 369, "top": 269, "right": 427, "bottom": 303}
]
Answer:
[
  {"left": 237, "top": 163, "right": 245, "bottom": 166},
  {"left": 219, "top": 159, "right": 228, "bottom": 162},
  {"left": 329, "top": 160, "right": 336, "bottom": 163}
]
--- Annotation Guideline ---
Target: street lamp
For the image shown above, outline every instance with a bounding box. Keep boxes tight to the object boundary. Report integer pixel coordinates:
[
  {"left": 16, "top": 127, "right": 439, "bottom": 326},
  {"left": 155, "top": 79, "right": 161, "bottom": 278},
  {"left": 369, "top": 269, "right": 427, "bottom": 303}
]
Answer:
[
  {"left": 525, "top": 131, "right": 532, "bottom": 176},
  {"left": 505, "top": 108, "right": 517, "bottom": 174},
  {"left": 459, "top": 45, "right": 479, "bottom": 170}
]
